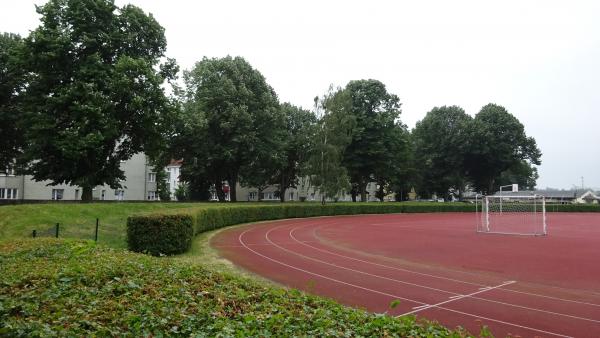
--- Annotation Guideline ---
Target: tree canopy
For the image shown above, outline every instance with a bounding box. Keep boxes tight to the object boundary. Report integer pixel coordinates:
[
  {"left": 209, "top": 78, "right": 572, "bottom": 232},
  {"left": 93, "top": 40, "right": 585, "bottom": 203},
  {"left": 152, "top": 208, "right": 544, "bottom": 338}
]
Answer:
[
  {"left": 466, "top": 103, "right": 542, "bottom": 194},
  {"left": 412, "top": 105, "right": 472, "bottom": 198},
  {"left": 0, "top": 33, "right": 24, "bottom": 170},
  {"left": 341, "top": 79, "right": 405, "bottom": 201},
  {"left": 15, "top": 0, "right": 177, "bottom": 200},
  {"left": 178, "top": 56, "right": 282, "bottom": 202}
]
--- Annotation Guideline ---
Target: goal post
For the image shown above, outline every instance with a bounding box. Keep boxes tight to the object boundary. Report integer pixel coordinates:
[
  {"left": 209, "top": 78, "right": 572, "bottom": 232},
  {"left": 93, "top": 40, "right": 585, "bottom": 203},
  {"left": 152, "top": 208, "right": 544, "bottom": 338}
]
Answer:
[{"left": 476, "top": 194, "right": 547, "bottom": 236}]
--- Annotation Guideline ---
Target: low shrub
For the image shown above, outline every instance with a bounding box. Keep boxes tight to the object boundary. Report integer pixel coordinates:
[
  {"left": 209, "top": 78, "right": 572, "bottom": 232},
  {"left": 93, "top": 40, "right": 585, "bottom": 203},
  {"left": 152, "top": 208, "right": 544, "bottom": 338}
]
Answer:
[
  {"left": 0, "top": 239, "right": 469, "bottom": 337},
  {"left": 126, "top": 214, "right": 194, "bottom": 255}
]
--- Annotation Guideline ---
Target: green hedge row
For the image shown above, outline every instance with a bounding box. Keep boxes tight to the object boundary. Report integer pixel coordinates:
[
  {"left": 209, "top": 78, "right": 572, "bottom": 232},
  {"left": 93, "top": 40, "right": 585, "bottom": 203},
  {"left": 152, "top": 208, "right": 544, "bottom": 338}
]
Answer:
[
  {"left": 126, "top": 203, "right": 475, "bottom": 255},
  {"left": 126, "top": 214, "right": 194, "bottom": 256},
  {"left": 126, "top": 202, "right": 599, "bottom": 255}
]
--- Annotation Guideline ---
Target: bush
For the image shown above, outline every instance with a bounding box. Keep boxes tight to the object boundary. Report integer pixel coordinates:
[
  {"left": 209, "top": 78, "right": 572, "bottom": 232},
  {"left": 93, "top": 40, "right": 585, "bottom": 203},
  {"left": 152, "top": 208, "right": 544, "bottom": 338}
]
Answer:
[
  {"left": 0, "top": 239, "right": 467, "bottom": 337},
  {"left": 126, "top": 214, "right": 194, "bottom": 256}
]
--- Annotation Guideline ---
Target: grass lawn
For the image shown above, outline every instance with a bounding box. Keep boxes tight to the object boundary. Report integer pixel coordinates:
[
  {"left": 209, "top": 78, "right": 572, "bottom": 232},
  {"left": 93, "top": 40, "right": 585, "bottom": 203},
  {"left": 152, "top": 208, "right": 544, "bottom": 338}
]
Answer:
[{"left": 0, "top": 202, "right": 212, "bottom": 248}]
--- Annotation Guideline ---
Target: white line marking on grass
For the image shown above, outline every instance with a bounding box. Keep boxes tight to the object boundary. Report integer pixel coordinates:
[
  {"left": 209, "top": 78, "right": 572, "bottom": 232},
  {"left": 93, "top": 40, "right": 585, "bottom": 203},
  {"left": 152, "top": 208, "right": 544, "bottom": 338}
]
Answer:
[
  {"left": 237, "top": 226, "right": 572, "bottom": 338},
  {"left": 399, "top": 281, "right": 517, "bottom": 316}
]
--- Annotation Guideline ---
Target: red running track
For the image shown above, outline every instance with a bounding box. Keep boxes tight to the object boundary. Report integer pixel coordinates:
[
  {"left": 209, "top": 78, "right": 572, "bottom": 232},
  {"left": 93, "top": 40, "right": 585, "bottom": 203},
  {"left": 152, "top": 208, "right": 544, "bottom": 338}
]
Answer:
[{"left": 211, "top": 213, "right": 600, "bottom": 338}]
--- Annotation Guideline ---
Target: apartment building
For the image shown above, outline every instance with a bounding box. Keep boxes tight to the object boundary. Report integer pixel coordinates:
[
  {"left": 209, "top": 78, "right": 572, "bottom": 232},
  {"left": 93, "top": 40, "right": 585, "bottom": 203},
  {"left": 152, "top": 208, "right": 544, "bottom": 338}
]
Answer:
[{"left": 0, "top": 153, "right": 158, "bottom": 201}]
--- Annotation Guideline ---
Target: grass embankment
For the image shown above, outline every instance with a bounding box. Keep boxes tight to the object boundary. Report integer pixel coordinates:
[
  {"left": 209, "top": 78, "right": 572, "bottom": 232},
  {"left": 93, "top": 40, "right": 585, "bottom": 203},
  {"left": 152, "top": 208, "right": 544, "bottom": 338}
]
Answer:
[
  {"left": 0, "top": 203, "right": 210, "bottom": 248},
  {"left": 0, "top": 239, "right": 472, "bottom": 337}
]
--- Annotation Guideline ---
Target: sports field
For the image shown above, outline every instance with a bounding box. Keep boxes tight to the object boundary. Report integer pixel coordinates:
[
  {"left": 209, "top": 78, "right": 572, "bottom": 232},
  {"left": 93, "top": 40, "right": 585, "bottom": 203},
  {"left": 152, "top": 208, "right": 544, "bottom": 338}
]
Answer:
[{"left": 213, "top": 213, "right": 600, "bottom": 337}]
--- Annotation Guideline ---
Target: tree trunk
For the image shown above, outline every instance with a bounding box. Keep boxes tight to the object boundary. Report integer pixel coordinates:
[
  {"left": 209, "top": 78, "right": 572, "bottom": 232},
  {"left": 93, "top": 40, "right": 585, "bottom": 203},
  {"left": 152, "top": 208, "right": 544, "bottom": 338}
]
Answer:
[
  {"left": 378, "top": 183, "right": 385, "bottom": 202},
  {"left": 214, "top": 179, "right": 225, "bottom": 202},
  {"left": 258, "top": 188, "right": 263, "bottom": 201},
  {"left": 81, "top": 186, "right": 93, "bottom": 202},
  {"left": 359, "top": 179, "right": 367, "bottom": 202},
  {"left": 279, "top": 187, "right": 286, "bottom": 202},
  {"left": 351, "top": 185, "right": 357, "bottom": 202},
  {"left": 229, "top": 174, "right": 238, "bottom": 202}
]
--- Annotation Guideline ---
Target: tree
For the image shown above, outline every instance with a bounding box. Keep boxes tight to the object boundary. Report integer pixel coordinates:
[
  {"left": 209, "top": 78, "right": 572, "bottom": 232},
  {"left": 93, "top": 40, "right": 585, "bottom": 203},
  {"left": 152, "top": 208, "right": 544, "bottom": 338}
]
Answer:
[
  {"left": 306, "top": 88, "right": 354, "bottom": 203},
  {"left": 16, "top": 0, "right": 178, "bottom": 201},
  {"left": 412, "top": 106, "right": 472, "bottom": 199},
  {"left": 341, "top": 79, "right": 403, "bottom": 202},
  {"left": 0, "top": 33, "right": 24, "bottom": 170},
  {"left": 272, "top": 103, "right": 316, "bottom": 202},
  {"left": 497, "top": 160, "right": 539, "bottom": 191},
  {"left": 180, "top": 56, "right": 281, "bottom": 202},
  {"left": 466, "top": 103, "right": 541, "bottom": 193}
]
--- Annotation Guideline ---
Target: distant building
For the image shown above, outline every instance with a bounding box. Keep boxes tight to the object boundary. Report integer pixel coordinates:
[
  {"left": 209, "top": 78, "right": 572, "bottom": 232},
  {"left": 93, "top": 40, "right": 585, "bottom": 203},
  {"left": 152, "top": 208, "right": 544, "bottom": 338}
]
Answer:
[
  {"left": 165, "top": 159, "right": 183, "bottom": 200},
  {"left": 0, "top": 153, "right": 158, "bottom": 202},
  {"left": 493, "top": 189, "right": 599, "bottom": 204}
]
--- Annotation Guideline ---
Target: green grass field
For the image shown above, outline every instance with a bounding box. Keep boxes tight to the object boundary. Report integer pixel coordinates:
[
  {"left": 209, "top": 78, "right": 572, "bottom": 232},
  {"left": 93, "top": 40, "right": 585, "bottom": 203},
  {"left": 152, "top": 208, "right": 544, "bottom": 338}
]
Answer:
[{"left": 0, "top": 202, "right": 209, "bottom": 248}]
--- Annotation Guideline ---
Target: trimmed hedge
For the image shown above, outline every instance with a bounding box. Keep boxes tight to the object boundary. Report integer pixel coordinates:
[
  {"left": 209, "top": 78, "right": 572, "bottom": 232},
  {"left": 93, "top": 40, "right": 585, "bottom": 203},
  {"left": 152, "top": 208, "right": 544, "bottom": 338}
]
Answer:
[
  {"left": 127, "top": 203, "right": 475, "bottom": 254},
  {"left": 127, "top": 214, "right": 194, "bottom": 255}
]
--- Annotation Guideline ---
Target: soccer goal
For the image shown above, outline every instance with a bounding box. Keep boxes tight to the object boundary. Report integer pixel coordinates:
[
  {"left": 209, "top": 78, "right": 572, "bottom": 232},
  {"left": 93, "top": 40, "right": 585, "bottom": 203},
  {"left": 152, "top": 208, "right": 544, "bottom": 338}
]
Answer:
[{"left": 476, "top": 195, "right": 547, "bottom": 236}]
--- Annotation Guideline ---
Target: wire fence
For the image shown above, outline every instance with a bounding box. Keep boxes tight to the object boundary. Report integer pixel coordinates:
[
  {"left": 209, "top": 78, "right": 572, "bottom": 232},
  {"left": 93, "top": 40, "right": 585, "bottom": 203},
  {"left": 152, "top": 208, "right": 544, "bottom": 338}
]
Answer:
[{"left": 32, "top": 218, "right": 100, "bottom": 242}]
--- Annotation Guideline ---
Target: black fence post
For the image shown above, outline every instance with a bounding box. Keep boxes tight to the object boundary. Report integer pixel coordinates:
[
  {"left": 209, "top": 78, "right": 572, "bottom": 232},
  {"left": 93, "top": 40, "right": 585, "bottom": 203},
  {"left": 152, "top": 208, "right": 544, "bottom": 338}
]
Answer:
[
  {"left": 55, "top": 223, "right": 59, "bottom": 238},
  {"left": 32, "top": 230, "right": 36, "bottom": 238},
  {"left": 95, "top": 218, "right": 99, "bottom": 242}
]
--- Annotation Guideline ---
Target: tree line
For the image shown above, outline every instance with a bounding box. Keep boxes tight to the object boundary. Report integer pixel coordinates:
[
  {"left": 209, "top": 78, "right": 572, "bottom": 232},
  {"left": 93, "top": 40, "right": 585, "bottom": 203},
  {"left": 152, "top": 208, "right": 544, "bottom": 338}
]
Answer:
[{"left": 0, "top": 0, "right": 541, "bottom": 202}]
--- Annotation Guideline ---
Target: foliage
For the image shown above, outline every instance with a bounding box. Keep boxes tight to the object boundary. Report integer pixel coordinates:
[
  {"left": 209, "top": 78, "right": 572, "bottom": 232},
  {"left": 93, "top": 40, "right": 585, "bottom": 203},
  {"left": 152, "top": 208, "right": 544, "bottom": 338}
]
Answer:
[
  {"left": 127, "top": 214, "right": 193, "bottom": 255},
  {"left": 0, "top": 239, "right": 470, "bottom": 337},
  {"left": 341, "top": 80, "right": 407, "bottom": 202},
  {"left": 174, "top": 183, "right": 190, "bottom": 201},
  {"left": 306, "top": 87, "right": 354, "bottom": 203},
  {"left": 412, "top": 106, "right": 473, "bottom": 199},
  {"left": 271, "top": 103, "right": 316, "bottom": 202},
  {"left": 179, "top": 56, "right": 282, "bottom": 202},
  {"left": 0, "top": 32, "right": 25, "bottom": 170},
  {"left": 15, "top": 0, "right": 178, "bottom": 200},
  {"left": 466, "top": 103, "right": 541, "bottom": 194},
  {"left": 497, "top": 160, "right": 539, "bottom": 191}
]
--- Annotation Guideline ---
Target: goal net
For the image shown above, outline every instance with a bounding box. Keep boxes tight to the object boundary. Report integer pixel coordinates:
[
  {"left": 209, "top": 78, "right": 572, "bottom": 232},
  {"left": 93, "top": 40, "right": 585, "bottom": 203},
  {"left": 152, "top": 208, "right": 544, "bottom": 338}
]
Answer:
[{"left": 476, "top": 195, "right": 547, "bottom": 236}]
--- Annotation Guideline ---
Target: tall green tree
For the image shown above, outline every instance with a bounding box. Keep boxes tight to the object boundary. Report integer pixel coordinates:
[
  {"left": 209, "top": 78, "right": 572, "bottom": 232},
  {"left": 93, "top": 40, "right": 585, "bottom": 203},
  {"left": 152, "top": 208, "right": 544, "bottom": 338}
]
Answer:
[
  {"left": 16, "top": 0, "right": 178, "bottom": 201},
  {"left": 412, "top": 106, "right": 472, "bottom": 199},
  {"left": 273, "top": 103, "right": 316, "bottom": 202},
  {"left": 180, "top": 56, "right": 281, "bottom": 202},
  {"left": 306, "top": 88, "right": 354, "bottom": 203},
  {"left": 342, "top": 79, "right": 403, "bottom": 202},
  {"left": 0, "top": 33, "right": 24, "bottom": 170},
  {"left": 466, "top": 103, "right": 541, "bottom": 193}
]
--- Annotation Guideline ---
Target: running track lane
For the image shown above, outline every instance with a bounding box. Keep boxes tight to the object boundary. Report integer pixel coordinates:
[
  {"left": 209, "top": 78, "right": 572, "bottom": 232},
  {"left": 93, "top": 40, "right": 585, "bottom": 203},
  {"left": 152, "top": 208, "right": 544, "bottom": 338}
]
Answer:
[{"left": 211, "top": 213, "right": 600, "bottom": 337}]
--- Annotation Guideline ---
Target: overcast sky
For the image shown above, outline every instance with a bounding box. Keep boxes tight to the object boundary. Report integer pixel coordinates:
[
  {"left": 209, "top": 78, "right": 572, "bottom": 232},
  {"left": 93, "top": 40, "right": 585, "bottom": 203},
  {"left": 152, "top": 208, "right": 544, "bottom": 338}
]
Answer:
[{"left": 2, "top": 0, "right": 599, "bottom": 190}]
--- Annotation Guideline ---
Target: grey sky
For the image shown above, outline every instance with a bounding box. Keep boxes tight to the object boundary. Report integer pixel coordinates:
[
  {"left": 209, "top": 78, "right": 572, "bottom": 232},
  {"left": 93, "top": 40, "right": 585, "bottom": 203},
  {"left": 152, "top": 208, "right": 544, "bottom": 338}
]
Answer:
[{"left": 2, "top": 0, "right": 599, "bottom": 189}]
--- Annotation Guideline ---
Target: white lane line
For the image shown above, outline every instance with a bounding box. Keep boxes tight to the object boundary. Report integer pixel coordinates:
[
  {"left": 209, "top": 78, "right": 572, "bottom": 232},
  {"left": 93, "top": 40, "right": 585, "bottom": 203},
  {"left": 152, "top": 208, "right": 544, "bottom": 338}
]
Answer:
[
  {"left": 288, "top": 225, "right": 600, "bottom": 324},
  {"left": 399, "top": 281, "right": 517, "bottom": 316},
  {"left": 307, "top": 222, "right": 600, "bottom": 308},
  {"left": 238, "top": 226, "right": 572, "bottom": 338}
]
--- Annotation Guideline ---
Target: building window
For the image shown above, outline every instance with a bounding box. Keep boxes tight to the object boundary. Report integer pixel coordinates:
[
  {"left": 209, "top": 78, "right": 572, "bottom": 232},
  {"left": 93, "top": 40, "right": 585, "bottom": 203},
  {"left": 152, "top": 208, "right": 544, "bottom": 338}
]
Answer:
[
  {"left": 289, "top": 191, "right": 294, "bottom": 201},
  {"left": 148, "top": 173, "right": 156, "bottom": 182},
  {"left": 52, "top": 189, "right": 64, "bottom": 200},
  {"left": 166, "top": 171, "right": 171, "bottom": 181},
  {"left": 0, "top": 188, "right": 18, "bottom": 199},
  {"left": 115, "top": 190, "right": 124, "bottom": 201},
  {"left": 248, "top": 191, "right": 257, "bottom": 200},
  {"left": 101, "top": 190, "right": 106, "bottom": 200},
  {"left": 147, "top": 191, "right": 158, "bottom": 201}
]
